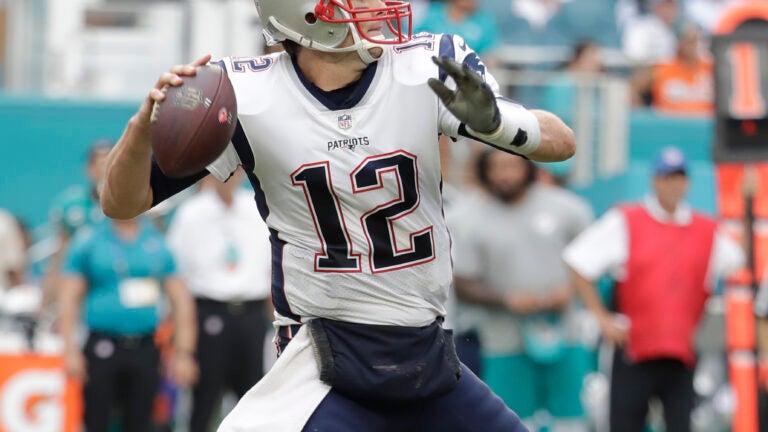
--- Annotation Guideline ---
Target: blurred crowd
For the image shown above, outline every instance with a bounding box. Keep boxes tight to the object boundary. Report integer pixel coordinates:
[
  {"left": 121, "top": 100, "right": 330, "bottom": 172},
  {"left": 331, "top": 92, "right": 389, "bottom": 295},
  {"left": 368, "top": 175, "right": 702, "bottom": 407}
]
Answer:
[
  {"left": 411, "top": 0, "right": 722, "bottom": 118},
  {"left": 0, "top": 0, "right": 761, "bottom": 431}
]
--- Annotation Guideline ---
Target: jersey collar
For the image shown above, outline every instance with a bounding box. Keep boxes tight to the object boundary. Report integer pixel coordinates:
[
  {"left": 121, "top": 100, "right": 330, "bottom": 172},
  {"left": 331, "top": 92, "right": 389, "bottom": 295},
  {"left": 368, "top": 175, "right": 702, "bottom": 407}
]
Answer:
[{"left": 290, "top": 56, "right": 378, "bottom": 111}]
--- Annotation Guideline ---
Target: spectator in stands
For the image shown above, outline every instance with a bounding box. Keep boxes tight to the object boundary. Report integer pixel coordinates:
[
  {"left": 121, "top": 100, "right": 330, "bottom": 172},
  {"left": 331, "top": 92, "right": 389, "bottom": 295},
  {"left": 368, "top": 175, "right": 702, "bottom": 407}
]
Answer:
[
  {"left": 615, "top": 0, "right": 643, "bottom": 31},
  {"left": 564, "top": 147, "right": 744, "bottom": 432},
  {"left": 541, "top": 40, "right": 604, "bottom": 122},
  {"left": 684, "top": 0, "right": 739, "bottom": 35},
  {"left": 166, "top": 172, "right": 272, "bottom": 432},
  {"left": 452, "top": 149, "right": 594, "bottom": 431},
  {"left": 44, "top": 141, "right": 112, "bottom": 309},
  {"left": 622, "top": 0, "right": 679, "bottom": 64},
  {"left": 630, "top": 22, "right": 713, "bottom": 115},
  {"left": 416, "top": 0, "right": 500, "bottom": 57},
  {"left": 58, "top": 215, "right": 198, "bottom": 432},
  {"left": 511, "top": 0, "right": 567, "bottom": 32}
]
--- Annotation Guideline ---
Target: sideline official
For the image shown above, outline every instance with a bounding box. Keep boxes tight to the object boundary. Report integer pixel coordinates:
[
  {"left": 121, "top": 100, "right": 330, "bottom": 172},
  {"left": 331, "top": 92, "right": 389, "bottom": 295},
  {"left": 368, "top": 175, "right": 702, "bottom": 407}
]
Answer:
[{"left": 564, "top": 147, "right": 744, "bottom": 431}]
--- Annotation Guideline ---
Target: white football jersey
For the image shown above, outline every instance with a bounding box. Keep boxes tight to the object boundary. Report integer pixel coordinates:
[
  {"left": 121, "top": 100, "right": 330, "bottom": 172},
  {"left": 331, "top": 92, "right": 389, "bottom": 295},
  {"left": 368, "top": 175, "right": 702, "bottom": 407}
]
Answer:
[{"left": 207, "top": 33, "right": 501, "bottom": 327}]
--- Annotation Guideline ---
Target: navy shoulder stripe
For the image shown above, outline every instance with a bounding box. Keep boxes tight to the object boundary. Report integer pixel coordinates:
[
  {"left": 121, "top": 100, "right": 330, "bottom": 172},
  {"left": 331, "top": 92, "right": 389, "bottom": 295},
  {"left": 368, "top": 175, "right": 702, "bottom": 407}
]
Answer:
[
  {"left": 438, "top": 34, "right": 455, "bottom": 83},
  {"left": 231, "top": 121, "right": 255, "bottom": 170},
  {"left": 212, "top": 59, "right": 227, "bottom": 73}
]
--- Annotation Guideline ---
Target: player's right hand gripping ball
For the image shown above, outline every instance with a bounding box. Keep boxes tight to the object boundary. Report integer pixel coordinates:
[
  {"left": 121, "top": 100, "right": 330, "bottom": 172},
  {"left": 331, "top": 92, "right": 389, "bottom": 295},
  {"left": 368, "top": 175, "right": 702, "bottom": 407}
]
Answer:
[{"left": 150, "top": 64, "right": 237, "bottom": 178}]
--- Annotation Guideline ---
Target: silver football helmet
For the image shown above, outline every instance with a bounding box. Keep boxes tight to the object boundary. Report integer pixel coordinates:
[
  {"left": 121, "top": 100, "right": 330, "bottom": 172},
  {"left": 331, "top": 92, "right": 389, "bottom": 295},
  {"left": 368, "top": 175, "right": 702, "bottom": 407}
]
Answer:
[{"left": 255, "top": 0, "right": 412, "bottom": 62}]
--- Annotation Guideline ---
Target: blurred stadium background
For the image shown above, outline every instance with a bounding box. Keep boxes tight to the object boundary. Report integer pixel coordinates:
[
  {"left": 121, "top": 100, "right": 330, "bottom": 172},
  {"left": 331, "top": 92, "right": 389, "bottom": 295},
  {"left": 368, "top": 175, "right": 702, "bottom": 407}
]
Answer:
[{"left": 0, "top": 0, "right": 764, "bottom": 431}]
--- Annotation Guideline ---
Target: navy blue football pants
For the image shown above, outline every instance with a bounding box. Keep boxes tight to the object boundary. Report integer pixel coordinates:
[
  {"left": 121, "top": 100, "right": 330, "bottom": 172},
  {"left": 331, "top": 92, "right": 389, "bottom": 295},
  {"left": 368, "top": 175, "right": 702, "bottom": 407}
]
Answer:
[{"left": 301, "top": 364, "right": 528, "bottom": 432}]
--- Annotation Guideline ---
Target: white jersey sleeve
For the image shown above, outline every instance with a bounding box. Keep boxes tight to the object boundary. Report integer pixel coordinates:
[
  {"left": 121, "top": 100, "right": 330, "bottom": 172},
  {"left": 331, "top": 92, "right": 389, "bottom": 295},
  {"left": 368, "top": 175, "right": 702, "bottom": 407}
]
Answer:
[
  {"left": 207, "top": 143, "right": 241, "bottom": 182},
  {"left": 562, "top": 208, "right": 629, "bottom": 282}
]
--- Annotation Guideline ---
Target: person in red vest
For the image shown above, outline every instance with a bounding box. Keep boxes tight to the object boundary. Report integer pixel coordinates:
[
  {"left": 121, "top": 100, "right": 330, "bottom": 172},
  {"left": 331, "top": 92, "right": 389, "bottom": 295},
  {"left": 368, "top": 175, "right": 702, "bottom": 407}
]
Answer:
[{"left": 563, "top": 146, "right": 744, "bottom": 432}]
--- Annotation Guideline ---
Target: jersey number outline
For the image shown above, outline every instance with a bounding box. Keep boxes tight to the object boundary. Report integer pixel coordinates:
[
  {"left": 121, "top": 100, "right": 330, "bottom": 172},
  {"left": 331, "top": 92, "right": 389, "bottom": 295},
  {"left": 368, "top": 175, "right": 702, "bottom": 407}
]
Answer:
[
  {"left": 231, "top": 57, "right": 274, "bottom": 73},
  {"left": 291, "top": 150, "right": 435, "bottom": 273},
  {"left": 393, "top": 33, "right": 436, "bottom": 53}
]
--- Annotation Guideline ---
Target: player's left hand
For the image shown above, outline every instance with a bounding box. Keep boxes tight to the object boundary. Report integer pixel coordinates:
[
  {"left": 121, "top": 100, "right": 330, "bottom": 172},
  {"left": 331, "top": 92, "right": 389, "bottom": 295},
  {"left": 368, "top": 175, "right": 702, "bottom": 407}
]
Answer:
[
  {"left": 169, "top": 351, "right": 199, "bottom": 388},
  {"left": 428, "top": 56, "right": 500, "bottom": 134}
]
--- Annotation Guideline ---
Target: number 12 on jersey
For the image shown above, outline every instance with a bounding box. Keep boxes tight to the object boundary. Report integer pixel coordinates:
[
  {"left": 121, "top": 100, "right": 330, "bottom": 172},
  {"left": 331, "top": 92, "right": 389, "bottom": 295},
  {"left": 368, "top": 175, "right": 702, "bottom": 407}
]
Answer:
[{"left": 291, "top": 150, "right": 435, "bottom": 274}]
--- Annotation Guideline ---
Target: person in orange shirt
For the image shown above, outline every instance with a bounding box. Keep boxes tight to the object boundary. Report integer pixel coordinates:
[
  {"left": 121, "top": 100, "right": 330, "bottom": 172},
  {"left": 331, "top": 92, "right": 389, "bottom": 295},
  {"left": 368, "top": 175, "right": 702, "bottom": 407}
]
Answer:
[{"left": 632, "top": 23, "right": 714, "bottom": 115}]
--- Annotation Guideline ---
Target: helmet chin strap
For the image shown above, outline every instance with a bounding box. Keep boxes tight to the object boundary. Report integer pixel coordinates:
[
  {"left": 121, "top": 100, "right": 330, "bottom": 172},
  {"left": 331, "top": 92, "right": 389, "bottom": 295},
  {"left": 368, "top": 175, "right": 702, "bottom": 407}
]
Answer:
[{"left": 351, "top": 26, "right": 385, "bottom": 65}]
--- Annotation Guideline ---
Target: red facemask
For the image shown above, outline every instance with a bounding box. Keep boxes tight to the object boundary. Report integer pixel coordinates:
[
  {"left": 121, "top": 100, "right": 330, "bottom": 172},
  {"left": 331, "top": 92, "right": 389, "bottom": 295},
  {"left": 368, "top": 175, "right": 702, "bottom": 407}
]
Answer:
[{"left": 313, "top": 0, "right": 413, "bottom": 45}]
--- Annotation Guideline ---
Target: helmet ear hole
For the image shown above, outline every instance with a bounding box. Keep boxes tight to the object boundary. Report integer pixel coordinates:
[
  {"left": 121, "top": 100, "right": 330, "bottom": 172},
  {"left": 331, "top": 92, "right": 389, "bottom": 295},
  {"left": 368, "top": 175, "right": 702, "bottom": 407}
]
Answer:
[{"left": 304, "top": 13, "right": 317, "bottom": 24}]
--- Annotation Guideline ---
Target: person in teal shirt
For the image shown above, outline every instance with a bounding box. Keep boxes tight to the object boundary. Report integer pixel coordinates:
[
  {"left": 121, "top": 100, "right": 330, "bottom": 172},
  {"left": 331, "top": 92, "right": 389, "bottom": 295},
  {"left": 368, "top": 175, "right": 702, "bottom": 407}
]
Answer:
[
  {"left": 44, "top": 141, "right": 113, "bottom": 312},
  {"left": 415, "top": 0, "right": 500, "bottom": 56},
  {"left": 49, "top": 141, "right": 112, "bottom": 237},
  {"left": 58, "top": 216, "right": 197, "bottom": 432}
]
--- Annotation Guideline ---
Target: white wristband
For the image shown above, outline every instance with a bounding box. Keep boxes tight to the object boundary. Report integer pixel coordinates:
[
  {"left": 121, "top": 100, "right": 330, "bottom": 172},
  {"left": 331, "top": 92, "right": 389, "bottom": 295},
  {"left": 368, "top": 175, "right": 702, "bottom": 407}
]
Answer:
[{"left": 466, "top": 99, "right": 541, "bottom": 155}]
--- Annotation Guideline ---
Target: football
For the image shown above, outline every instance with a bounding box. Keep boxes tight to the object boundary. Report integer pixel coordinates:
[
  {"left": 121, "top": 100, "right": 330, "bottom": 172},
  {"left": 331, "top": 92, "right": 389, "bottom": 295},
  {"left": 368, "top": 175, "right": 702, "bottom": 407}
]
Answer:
[{"left": 150, "top": 64, "right": 237, "bottom": 178}]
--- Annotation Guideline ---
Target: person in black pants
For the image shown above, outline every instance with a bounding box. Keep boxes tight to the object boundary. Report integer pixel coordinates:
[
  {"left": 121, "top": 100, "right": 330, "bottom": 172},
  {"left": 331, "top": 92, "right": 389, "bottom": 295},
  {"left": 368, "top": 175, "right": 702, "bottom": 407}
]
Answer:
[
  {"left": 565, "top": 148, "right": 745, "bottom": 431},
  {"left": 59, "top": 216, "right": 197, "bottom": 432},
  {"left": 192, "top": 298, "right": 269, "bottom": 430},
  {"left": 610, "top": 347, "right": 695, "bottom": 431},
  {"left": 82, "top": 333, "right": 162, "bottom": 431},
  {"left": 166, "top": 173, "right": 272, "bottom": 432}
]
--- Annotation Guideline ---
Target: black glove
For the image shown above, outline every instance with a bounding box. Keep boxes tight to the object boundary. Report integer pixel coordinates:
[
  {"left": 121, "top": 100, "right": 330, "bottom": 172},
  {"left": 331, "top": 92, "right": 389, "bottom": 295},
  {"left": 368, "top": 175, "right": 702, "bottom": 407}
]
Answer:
[{"left": 428, "top": 56, "right": 501, "bottom": 134}]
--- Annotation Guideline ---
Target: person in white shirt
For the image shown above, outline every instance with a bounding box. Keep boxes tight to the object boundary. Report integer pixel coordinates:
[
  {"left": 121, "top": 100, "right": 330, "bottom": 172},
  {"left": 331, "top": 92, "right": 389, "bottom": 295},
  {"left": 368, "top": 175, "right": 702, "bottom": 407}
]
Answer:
[
  {"left": 166, "top": 171, "right": 271, "bottom": 432},
  {"left": 622, "top": 0, "right": 679, "bottom": 64}
]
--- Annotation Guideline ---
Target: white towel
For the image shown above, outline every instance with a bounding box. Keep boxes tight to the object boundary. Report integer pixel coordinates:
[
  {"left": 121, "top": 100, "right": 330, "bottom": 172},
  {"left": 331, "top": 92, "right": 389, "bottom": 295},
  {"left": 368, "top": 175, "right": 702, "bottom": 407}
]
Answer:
[{"left": 217, "top": 326, "right": 331, "bottom": 431}]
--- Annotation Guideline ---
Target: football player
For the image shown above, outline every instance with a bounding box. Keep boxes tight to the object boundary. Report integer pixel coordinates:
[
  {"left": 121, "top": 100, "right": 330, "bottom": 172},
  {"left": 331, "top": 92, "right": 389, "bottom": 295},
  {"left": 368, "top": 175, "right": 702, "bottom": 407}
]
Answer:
[{"left": 101, "top": 0, "right": 575, "bottom": 430}]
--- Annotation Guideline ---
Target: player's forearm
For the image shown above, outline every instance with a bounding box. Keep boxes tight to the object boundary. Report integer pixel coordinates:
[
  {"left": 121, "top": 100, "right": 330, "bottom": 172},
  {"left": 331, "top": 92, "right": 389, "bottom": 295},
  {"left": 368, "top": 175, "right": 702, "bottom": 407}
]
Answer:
[
  {"left": 454, "top": 276, "right": 505, "bottom": 307},
  {"left": 101, "top": 114, "right": 155, "bottom": 219},
  {"left": 526, "top": 110, "right": 575, "bottom": 163},
  {"left": 569, "top": 267, "right": 610, "bottom": 322},
  {"left": 41, "top": 238, "right": 67, "bottom": 309},
  {"left": 465, "top": 105, "right": 574, "bottom": 163},
  {"left": 166, "top": 278, "right": 197, "bottom": 355},
  {"left": 58, "top": 278, "right": 85, "bottom": 353}
]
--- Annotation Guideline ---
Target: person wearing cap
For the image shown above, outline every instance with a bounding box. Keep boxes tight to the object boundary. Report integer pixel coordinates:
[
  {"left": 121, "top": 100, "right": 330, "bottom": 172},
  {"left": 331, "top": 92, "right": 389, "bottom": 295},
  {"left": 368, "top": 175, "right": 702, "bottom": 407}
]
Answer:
[
  {"left": 563, "top": 147, "right": 744, "bottom": 431},
  {"left": 451, "top": 149, "right": 594, "bottom": 431},
  {"left": 622, "top": 0, "right": 679, "bottom": 64}
]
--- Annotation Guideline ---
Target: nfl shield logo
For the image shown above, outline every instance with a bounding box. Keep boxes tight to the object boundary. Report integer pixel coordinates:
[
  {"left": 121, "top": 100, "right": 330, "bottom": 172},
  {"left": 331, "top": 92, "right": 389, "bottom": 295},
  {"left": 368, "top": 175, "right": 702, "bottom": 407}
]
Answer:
[{"left": 338, "top": 113, "right": 352, "bottom": 130}]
